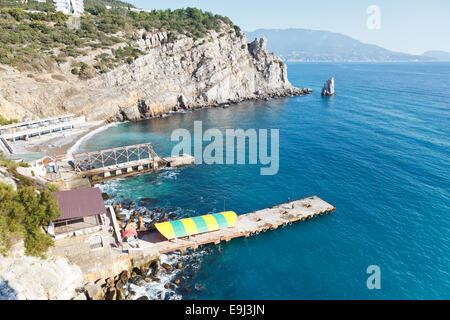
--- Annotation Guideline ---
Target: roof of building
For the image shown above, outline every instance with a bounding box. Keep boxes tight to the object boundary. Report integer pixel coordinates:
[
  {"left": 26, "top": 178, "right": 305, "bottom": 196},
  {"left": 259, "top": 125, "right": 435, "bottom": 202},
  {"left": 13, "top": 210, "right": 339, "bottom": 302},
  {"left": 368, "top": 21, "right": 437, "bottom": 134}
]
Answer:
[{"left": 53, "top": 187, "right": 106, "bottom": 221}]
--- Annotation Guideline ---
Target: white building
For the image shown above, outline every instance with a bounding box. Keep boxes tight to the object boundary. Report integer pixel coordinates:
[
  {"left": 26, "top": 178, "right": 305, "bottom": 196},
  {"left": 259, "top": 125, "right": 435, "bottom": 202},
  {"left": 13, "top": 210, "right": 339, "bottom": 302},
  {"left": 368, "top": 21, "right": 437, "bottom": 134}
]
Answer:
[
  {"left": 130, "top": 7, "right": 152, "bottom": 14},
  {"left": 53, "top": 0, "right": 84, "bottom": 16}
]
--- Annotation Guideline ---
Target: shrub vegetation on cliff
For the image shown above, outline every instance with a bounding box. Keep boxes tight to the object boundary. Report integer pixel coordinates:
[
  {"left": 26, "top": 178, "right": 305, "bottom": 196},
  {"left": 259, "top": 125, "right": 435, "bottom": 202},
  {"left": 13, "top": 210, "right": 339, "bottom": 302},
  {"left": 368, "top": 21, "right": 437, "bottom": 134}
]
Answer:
[
  {"left": 0, "top": 0, "right": 242, "bottom": 75},
  {"left": 0, "top": 183, "right": 60, "bottom": 257},
  {"left": 0, "top": 115, "right": 18, "bottom": 126}
]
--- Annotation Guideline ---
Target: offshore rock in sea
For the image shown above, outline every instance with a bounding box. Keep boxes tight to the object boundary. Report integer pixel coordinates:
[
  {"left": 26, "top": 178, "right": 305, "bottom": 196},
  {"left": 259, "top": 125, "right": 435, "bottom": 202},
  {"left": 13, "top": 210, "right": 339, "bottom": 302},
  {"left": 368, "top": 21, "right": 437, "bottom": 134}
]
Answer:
[{"left": 321, "top": 77, "right": 335, "bottom": 96}]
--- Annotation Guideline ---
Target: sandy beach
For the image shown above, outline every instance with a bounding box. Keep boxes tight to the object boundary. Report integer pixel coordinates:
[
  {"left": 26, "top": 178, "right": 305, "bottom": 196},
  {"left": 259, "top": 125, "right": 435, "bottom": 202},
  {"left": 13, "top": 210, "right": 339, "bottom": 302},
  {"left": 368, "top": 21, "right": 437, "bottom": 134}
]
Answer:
[{"left": 9, "top": 121, "right": 108, "bottom": 158}]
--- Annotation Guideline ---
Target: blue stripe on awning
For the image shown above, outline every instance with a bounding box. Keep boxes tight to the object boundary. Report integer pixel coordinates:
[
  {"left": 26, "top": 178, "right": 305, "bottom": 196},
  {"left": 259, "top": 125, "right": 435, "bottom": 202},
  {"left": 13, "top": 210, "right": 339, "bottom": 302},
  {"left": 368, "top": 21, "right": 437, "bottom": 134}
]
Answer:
[
  {"left": 171, "top": 220, "right": 186, "bottom": 238},
  {"left": 212, "top": 213, "right": 228, "bottom": 229},
  {"left": 192, "top": 216, "right": 209, "bottom": 233}
]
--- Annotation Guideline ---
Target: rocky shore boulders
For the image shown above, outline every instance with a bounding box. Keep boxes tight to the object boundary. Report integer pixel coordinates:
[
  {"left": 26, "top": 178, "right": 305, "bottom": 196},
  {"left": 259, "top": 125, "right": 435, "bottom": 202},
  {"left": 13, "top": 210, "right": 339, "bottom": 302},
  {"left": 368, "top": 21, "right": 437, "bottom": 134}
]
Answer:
[{"left": 78, "top": 257, "right": 189, "bottom": 300}]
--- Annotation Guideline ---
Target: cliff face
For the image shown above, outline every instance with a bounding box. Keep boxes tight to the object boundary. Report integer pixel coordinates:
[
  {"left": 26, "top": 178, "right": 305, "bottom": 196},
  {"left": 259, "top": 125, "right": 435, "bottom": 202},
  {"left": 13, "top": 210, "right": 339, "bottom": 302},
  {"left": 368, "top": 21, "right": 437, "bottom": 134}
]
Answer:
[
  {"left": 0, "top": 243, "right": 83, "bottom": 300},
  {"left": 0, "top": 24, "right": 300, "bottom": 122}
]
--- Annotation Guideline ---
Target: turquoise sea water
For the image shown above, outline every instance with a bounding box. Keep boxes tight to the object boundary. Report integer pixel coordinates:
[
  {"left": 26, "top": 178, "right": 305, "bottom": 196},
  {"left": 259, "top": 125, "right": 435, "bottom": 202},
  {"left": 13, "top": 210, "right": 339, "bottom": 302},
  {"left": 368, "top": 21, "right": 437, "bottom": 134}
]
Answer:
[{"left": 78, "top": 63, "right": 450, "bottom": 299}]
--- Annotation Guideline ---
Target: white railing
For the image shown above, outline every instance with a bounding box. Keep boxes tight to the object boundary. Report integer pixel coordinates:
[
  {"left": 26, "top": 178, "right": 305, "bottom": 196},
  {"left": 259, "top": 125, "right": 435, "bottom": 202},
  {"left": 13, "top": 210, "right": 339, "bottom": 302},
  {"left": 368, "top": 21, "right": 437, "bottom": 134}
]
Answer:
[
  {"left": 1, "top": 116, "right": 86, "bottom": 140},
  {"left": 0, "top": 114, "right": 77, "bottom": 130}
]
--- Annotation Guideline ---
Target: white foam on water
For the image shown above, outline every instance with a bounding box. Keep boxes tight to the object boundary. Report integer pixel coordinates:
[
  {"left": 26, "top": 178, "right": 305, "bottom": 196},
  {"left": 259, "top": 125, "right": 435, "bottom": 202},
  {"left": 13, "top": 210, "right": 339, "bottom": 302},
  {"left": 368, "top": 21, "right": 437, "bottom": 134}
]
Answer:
[
  {"left": 95, "top": 178, "right": 124, "bottom": 198},
  {"left": 129, "top": 249, "right": 209, "bottom": 300},
  {"left": 159, "top": 167, "right": 180, "bottom": 180}
]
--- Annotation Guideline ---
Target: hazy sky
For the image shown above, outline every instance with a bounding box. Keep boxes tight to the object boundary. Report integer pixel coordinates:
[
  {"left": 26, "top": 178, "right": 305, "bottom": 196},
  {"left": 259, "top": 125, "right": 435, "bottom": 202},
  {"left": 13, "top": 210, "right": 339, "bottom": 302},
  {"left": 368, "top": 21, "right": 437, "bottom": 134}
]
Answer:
[{"left": 128, "top": 0, "right": 450, "bottom": 55}]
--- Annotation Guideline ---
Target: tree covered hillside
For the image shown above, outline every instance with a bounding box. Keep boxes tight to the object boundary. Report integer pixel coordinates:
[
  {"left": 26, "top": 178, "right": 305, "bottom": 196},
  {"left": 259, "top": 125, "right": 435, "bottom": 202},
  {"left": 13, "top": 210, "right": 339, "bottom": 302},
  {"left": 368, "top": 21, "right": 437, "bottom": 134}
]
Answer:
[{"left": 0, "top": 0, "right": 243, "bottom": 76}]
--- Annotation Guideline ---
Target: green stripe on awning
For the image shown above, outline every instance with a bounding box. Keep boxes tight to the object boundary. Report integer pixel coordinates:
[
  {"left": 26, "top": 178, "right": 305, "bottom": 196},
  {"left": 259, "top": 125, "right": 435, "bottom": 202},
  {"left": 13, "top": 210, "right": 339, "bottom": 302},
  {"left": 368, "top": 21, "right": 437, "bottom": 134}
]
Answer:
[
  {"left": 212, "top": 213, "right": 228, "bottom": 229},
  {"left": 171, "top": 220, "right": 186, "bottom": 238},
  {"left": 192, "top": 216, "right": 209, "bottom": 233}
]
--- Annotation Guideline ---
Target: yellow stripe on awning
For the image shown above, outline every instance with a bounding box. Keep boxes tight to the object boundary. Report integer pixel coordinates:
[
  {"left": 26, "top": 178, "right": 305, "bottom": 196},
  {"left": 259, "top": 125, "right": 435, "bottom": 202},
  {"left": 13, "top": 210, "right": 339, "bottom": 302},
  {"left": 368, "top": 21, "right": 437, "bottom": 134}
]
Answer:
[
  {"left": 221, "top": 211, "right": 237, "bottom": 227},
  {"left": 201, "top": 214, "right": 219, "bottom": 231},
  {"left": 155, "top": 221, "right": 176, "bottom": 240},
  {"left": 181, "top": 218, "right": 198, "bottom": 236}
]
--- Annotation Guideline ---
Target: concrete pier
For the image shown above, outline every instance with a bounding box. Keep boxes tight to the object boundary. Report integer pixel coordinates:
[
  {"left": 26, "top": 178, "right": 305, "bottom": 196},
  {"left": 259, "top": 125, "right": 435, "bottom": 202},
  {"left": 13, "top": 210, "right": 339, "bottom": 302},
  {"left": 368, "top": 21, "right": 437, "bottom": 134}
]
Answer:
[
  {"left": 138, "top": 196, "right": 336, "bottom": 256},
  {"left": 80, "top": 154, "right": 195, "bottom": 184},
  {"left": 72, "top": 142, "right": 195, "bottom": 184}
]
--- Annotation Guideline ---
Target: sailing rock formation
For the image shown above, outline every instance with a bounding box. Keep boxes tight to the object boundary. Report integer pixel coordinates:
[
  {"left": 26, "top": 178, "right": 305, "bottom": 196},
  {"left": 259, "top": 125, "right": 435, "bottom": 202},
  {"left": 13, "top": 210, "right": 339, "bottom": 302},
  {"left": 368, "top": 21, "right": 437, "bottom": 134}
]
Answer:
[
  {"left": 0, "top": 25, "right": 301, "bottom": 122},
  {"left": 321, "top": 77, "right": 335, "bottom": 96}
]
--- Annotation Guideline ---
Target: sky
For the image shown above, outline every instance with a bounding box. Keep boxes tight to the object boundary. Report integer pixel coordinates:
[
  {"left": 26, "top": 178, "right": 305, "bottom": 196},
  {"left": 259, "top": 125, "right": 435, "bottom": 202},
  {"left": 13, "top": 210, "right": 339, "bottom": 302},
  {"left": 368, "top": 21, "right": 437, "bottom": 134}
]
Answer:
[{"left": 128, "top": 0, "right": 450, "bottom": 55}]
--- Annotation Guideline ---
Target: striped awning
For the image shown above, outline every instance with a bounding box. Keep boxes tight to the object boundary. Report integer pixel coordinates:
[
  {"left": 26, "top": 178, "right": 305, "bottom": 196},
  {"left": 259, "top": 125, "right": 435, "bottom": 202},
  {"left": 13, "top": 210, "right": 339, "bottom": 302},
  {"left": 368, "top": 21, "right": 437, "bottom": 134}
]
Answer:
[{"left": 155, "top": 211, "right": 237, "bottom": 240}]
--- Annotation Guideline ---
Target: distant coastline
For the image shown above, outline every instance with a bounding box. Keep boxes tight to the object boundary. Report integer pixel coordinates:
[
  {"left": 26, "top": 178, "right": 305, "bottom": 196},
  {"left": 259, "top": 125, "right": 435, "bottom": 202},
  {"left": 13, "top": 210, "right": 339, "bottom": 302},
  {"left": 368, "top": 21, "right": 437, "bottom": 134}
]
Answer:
[{"left": 245, "top": 28, "right": 440, "bottom": 63}]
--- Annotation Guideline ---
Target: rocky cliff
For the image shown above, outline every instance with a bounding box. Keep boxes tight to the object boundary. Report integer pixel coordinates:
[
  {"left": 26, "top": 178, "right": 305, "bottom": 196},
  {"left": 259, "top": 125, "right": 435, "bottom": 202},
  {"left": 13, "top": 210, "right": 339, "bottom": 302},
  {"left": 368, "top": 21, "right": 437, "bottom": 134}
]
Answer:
[
  {"left": 0, "top": 242, "right": 83, "bottom": 300},
  {"left": 0, "top": 23, "right": 301, "bottom": 123}
]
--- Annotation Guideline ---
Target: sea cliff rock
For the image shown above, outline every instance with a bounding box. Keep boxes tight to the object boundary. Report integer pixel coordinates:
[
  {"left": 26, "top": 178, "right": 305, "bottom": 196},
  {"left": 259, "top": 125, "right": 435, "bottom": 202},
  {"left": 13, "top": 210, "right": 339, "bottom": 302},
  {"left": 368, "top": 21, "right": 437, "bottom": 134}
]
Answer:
[
  {"left": 321, "top": 77, "right": 335, "bottom": 96},
  {"left": 0, "top": 243, "right": 83, "bottom": 300},
  {"left": 0, "top": 25, "right": 301, "bottom": 123}
]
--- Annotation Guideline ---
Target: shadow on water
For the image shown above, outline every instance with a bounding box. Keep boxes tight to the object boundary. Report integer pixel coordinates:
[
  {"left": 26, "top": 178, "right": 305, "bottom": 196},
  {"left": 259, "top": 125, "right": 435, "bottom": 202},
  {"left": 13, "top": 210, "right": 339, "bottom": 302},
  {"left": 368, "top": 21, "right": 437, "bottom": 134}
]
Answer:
[
  {"left": 0, "top": 278, "right": 17, "bottom": 300},
  {"left": 320, "top": 95, "right": 335, "bottom": 108}
]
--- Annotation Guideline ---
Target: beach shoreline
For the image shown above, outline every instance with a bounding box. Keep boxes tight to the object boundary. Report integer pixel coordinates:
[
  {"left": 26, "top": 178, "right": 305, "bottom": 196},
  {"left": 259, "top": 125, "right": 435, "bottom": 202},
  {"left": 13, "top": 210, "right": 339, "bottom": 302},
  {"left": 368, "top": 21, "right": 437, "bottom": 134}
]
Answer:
[{"left": 9, "top": 120, "right": 111, "bottom": 159}]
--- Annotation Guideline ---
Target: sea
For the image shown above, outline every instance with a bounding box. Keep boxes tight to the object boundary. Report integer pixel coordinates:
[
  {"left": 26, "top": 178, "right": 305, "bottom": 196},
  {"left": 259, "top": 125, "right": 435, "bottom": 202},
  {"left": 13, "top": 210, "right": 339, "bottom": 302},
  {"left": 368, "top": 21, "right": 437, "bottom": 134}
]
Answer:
[{"left": 77, "top": 62, "right": 450, "bottom": 300}]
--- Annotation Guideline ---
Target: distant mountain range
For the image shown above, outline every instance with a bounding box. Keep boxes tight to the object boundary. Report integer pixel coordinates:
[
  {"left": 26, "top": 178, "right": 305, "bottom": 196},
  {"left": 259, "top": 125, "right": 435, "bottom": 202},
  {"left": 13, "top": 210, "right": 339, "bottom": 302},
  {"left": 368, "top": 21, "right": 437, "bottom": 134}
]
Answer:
[
  {"left": 422, "top": 50, "right": 450, "bottom": 61},
  {"left": 245, "top": 28, "right": 443, "bottom": 62}
]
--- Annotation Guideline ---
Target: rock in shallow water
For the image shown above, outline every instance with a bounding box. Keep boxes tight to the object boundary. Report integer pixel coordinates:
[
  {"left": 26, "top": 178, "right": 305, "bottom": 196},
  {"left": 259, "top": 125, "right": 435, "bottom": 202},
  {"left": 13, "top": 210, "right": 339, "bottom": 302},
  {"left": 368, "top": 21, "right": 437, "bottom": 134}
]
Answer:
[
  {"left": 139, "top": 198, "right": 158, "bottom": 206},
  {"left": 129, "top": 275, "right": 147, "bottom": 287},
  {"left": 162, "top": 263, "right": 174, "bottom": 272},
  {"left": 101, "top": 192, "right": 110, "bottom": 201}
]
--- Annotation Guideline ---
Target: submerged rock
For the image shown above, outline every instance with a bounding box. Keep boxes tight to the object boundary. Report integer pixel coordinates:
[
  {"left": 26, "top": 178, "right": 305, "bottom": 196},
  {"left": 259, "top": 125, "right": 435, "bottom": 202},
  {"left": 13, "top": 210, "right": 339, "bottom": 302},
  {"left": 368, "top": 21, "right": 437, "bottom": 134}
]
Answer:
[
  {"left": 162, "top": 263, "right": 174, "bottom": 272},
  {"left": 168, "top": 213, "right": 177, "bottom": 219},
  {"left": 101, "top": 192, "right": 110, "bottom": 201},
  {"left": 139, "top": 198, "right": 158, "bottom": 206}
]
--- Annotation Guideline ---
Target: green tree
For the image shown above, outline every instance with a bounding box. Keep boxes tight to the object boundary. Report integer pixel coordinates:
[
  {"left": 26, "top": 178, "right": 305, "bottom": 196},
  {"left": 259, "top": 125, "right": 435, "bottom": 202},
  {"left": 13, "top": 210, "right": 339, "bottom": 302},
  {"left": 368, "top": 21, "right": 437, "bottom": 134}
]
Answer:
[{"left": 0, "top": 181, "right": 60, "bottom": 257}]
